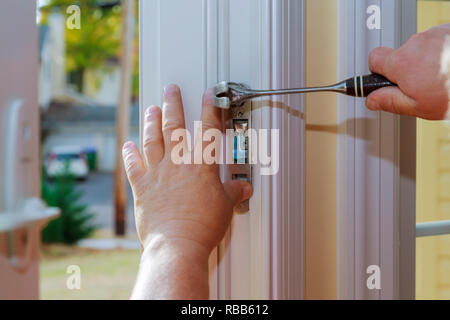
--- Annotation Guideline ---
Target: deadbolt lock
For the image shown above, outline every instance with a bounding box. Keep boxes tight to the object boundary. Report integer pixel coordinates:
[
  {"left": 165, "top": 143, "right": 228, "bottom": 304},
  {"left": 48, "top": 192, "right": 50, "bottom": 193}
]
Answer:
[{"left": 227, "top": 101, "right": 252, "bottom": 214}]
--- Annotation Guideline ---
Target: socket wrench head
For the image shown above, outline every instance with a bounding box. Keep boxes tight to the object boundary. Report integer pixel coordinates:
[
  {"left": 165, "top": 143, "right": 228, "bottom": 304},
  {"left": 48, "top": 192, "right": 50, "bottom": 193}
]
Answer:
[
  {"left": 213, "top": 81, "right": 231, "bottom": 109},
  {"left": 213, "top": 82, "right": 252, "bottom": 109}
]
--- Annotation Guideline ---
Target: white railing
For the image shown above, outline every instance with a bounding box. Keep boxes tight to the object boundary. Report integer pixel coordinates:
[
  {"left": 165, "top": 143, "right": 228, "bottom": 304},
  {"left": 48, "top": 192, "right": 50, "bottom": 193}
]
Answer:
[{"left": 416, "top": 220, "right": 450, "bottom": 238}]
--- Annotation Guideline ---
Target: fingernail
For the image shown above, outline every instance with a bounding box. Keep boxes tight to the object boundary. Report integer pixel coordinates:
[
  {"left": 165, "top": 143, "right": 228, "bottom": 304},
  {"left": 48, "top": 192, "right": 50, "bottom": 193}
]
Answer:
[
  {"left": 123, "top": 141, "right": 134, "bottom": 150},
  {"left": 366, "top": 99, "right": 379, "bottom": 110},
  {"left": 145, "top": 106, "right": 159, "bottom": 119},
  {"left": 242, "top": 184, "right": 253, "bottom": 200},
  {"left": 202, "top": 88, "right": 213, "bottom": 106},
  {"left": 203, "top": 88, "right": 213, "bottom": 101},
  {"left": 164, "top": 84, "right": 179, "bottom": 98}
]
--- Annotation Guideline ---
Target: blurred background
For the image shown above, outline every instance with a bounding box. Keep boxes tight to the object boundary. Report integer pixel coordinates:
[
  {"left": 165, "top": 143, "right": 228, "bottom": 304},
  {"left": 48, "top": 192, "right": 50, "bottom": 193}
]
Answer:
[{"left": 36, "top": 0, "right": 140, "bottom": 299}]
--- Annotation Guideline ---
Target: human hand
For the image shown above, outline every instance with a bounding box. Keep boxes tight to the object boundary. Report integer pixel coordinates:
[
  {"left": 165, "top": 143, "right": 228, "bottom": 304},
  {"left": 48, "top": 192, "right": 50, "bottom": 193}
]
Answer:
[
  {"left": 123, "top": 85, "right": 252, "bottom": 258},
  {"left": 366, "top": 24, "right": 450, "bottom": 120}
]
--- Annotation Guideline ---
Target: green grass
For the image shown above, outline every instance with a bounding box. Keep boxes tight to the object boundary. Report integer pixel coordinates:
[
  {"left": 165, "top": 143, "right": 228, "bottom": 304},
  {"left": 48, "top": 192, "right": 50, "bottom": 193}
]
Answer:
[{"left": 40, "top": 244, "right": 140, "bottom": 300}]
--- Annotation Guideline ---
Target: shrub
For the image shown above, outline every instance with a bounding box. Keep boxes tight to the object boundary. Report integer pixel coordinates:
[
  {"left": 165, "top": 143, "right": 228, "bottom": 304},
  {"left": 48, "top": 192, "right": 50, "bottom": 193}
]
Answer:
[{"left": 41, "top": 169, "right": 97, "bottom": 244}]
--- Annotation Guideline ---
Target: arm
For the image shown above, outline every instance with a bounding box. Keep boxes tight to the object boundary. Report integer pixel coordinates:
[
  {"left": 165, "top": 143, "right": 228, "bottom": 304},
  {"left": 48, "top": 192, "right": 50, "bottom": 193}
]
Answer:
[
  {"left": 131, "top": 237, "right": 210, "bottom": 300},
  {"left": 366, "top": 23, "right": 450, "bottom": 120},
  {"left": 123, "top": 85, "right": 252, "bottom": 300}
]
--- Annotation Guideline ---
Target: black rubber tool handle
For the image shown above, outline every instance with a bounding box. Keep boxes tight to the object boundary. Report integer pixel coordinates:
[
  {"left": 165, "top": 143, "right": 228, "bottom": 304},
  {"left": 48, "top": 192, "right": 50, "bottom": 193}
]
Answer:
[{"left": 345, "top": 74, "right": 396, "bottom": 97}]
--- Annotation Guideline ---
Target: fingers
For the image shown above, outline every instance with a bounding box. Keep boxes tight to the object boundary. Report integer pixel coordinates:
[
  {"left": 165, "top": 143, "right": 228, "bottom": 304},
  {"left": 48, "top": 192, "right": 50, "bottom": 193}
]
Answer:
[
  {"left": 366, "top": 86, "right": 417, "bottom": 116},
  {"left": 197, "top": 89, "right": 223, "bottom": 170},
  {"left": 162, "top": 84, "right": 187, "bottom": 151},
  {"left": 200, "top": 88, "right": 223, "bottom": 132},
  {"left": 368, "top": 47, "right": 419, "bottom": 117},
  {"left": 122, "top": 141, "right": 146, "bottom": 186},
  {"left": 223, "top": 180, "right": 253, "bottom": 208},
  {"left": 368, "top": 47, "right": 395, "bottom": 79},
  {"left": 143, "top": 106, "right": 164, "bottom": 167}
]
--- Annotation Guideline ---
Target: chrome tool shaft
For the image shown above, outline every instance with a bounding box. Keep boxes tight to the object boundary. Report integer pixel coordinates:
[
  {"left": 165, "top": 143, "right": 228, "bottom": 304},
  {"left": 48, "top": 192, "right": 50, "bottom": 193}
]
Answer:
[{"left": 213, "top": 73, "right": 396, "bottom": 109}]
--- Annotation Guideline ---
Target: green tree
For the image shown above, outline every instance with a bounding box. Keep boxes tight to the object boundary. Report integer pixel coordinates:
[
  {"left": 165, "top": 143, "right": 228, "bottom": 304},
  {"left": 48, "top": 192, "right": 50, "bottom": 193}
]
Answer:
[
  {"left": 40, "top": 0, "right": 122, "bottom": 92},
  {"left": 41, "top": 169, "right": 97, "bottom": 244}
]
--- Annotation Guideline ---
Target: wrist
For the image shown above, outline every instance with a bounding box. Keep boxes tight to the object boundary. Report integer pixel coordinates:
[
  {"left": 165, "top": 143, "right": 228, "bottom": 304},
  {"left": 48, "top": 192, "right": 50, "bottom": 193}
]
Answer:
[
  {"left": 133, "top": 233, "right": 211, "bottom": 299},
  {"left": 141, "top": 233, "right": 211, "bottom": 264}
]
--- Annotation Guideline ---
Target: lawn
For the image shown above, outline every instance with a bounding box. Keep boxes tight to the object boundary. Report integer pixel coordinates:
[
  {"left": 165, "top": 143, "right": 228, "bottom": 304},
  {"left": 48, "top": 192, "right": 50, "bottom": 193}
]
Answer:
[{"left": 40, "top": 244, "right": 140, "bottom": 300}]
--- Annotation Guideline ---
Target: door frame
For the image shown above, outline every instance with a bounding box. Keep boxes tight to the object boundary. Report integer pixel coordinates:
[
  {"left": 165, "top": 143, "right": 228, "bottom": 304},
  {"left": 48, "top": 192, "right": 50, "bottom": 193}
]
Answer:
[{"left": 336, "top": 0, "right": 416, "bottom": 300}]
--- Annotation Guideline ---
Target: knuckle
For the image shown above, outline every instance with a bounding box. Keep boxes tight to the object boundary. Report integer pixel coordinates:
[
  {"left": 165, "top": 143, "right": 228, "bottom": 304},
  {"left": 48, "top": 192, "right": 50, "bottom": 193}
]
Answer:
[
  {"left": 163, "top": 119, "right": 183, "bottom": 132},
  {"left": 376, "top": 97, "right": 392, "bottom": 113},
  {"left": 126, "top": 164, "right": 142, "bottom": 181},
  {"left": 369, "top": 47, "right": 391, "bottom": 73},
  {"left": 388, "top": 51, "right": 403, "bottom": 68},
  {"left": 368, "top": 50, "right": 378, "bottom": 66},
  {"left": 143, "top": 136, "right": 161, "bottom": 149},
  {"left": 385, "top": 94, "right": 397, "bottom": 113},
  {"left": 369, "top": 48, "right": 382, "bottom": 62},
  {"left": 391, "top": 42, "right": 415, "bottom": 68},
  {"left": 411, "top": 31, "right": 425, "bottom": 42},
  {"left": 123, "top": 154, "right": 141, "bottom": 178},
  {"left": 202, "top": 120, "right": 221, "bottom": 131},
  {"left": 124, "top": 160, "right": 138, "bottom": 175},
  {"left": 381, "top": 95, "right": 404, "bottom": 115}
]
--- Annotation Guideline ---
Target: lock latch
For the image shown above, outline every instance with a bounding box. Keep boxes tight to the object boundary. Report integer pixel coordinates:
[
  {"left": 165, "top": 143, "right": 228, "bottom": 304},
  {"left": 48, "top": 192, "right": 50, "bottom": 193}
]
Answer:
[{"left": 227, "top": 101, "right": 252, "bottom": 213}]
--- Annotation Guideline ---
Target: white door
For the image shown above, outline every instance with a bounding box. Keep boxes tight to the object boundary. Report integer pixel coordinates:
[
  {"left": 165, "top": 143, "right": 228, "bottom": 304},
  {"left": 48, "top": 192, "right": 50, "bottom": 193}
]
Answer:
[
  {"left": 0, "top": 1, "right": 58, "bottom": 299},
  {"left": 139, "top": 0, "right": 417, "bottom": 299},
  {"left": 140, "top": 0, "right": 305, "bottom": 299}
]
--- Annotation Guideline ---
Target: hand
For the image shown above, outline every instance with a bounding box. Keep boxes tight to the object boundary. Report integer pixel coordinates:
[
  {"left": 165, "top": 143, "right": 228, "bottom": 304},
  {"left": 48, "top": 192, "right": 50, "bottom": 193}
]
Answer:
[
  {"left": 366, "top": 23, "right": 450, "bottom": 120},
  {"left": 123, "top": 85, "right": 252, "bottom": 299}
]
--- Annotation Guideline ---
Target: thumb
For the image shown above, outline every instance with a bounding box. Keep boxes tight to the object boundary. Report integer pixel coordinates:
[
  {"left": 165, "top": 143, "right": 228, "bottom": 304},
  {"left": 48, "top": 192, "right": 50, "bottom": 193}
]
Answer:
[
  {"left": 366, "top": 86, "right": 417, "bottom": 117},
  {"left": 223, "top": 180, "right": 253, "bottom": 207}
]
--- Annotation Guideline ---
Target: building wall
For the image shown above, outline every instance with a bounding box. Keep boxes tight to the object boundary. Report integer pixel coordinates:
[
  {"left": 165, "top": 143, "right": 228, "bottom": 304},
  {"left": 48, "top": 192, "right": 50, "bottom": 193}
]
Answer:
[
  {"left": 416, "top": 0, "right": 450, "bottom": 300},
  {"left": 39, "top": 13, "right": 66, "bottom": 109},
  {"left": 84, "top": 66, "right": 121, "bottom": 106},
  {"left": 305, "top": 0, "right": 338, "bottom": 299}
]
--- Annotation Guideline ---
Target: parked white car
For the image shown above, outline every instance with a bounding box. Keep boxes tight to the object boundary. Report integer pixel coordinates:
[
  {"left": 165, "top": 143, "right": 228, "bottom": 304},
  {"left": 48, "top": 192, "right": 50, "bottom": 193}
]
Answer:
[{"left": 45, "top": 146, "right": 89, "bottom": 180}]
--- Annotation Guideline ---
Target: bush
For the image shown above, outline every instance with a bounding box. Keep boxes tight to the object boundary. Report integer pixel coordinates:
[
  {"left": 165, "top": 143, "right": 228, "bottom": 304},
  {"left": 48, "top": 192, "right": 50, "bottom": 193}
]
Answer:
[{"left": 41, "top": 169, "right": 97, "bottom": 244}]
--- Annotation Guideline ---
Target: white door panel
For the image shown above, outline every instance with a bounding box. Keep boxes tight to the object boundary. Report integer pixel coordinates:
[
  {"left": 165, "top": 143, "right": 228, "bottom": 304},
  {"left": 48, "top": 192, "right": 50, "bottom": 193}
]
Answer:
[
  {"left": 0, "top": 0, "right": 47, "bottom": 299},
  {"left": 140, "top": 0, "right": 305, "bottom": 299}
]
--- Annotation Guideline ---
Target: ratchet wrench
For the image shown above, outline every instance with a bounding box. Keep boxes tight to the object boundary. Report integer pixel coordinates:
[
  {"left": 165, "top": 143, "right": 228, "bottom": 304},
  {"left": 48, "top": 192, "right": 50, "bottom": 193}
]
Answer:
[{"left": 213, "top": 73, "right": 395, "bottom": 109}]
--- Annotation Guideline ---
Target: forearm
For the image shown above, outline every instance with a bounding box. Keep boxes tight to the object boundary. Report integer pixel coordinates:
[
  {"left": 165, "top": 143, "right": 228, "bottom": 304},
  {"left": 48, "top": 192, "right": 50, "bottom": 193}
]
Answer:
[
  {"left": 123, "top": 85, "right": 251, "bottom": 300},
  {"left": 131, "top": 235, "right": 210, "bottom": 300}
]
